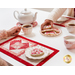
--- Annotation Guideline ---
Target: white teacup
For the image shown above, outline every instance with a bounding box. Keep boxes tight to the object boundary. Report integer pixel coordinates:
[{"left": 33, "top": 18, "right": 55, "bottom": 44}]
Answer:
[
  {"left": 22, "top": 24, "right": 33, "bottom": 35},
  {"left": 66, "top": 24, "right": 75, "bottom": 34},
  {"left": 64, "top": 36, "right": 75, "bottom": 49}
]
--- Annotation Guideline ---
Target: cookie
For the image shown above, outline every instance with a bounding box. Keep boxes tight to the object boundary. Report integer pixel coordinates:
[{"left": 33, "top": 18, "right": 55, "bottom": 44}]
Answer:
[
  {"left": 43, "top": 25, "right": 52, "bottom": 29},
  {"left": 31, "top": 48, "right": 44, "bottom": 57},
  {"left": 41, "top": 29, "right": 59, "bottom": 33},
  {"left": 41, "top": 27, "right": 61, "bottom": 37}
]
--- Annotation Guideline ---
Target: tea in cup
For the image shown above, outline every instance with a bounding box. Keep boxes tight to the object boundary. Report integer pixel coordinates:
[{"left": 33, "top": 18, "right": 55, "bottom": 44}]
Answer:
[
  {"left": 22, "top": 24, "right": 33, "bottom": 35},
  {"left": 66, "top": 24, "right": 75, "bottom": 34}
]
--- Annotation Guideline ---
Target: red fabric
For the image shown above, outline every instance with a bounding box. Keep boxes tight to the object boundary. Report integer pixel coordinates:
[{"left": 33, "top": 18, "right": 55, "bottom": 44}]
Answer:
[
  {"left": 0, "top": 35, "right": 59, "bottom": 66},
  {"left": 9, "top": 40, "right": 29, "bottom": 50}
]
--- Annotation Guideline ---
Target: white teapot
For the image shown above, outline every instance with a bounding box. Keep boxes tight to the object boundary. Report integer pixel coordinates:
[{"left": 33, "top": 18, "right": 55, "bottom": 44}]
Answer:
[{"left": 13, "top": 9, "right": 37, "bottom": 24}]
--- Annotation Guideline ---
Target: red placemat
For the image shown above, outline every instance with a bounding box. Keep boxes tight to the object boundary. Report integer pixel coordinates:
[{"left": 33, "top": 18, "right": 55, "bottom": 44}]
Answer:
[
  {"left": 53, "top": 17, "right": 74, "bottom": 27},
  {"left": 0, "top": 35, "right": 59, "bottom": 66}
]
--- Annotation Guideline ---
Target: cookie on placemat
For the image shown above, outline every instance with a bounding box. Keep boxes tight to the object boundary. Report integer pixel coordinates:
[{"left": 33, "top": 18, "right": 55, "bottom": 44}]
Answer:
[
  {"left": 25, "top": 45, "right": 50, "bottom": 60},
  {"left": 31, "top": 48, "right": 44, "bottom": 57}
]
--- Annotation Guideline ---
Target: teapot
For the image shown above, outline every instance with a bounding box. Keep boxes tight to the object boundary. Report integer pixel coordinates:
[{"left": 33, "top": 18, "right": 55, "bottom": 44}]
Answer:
[{"left": 13, "top": 9, "right": 37, "bottom": 24}]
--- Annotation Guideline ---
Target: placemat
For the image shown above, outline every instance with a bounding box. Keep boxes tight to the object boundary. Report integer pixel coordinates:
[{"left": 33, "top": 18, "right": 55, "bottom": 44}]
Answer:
[
  {"left": 0, "top": 35, "right": 59, "bottom": 66},
  {"left": 54, "top": 17, "right": 74, "bottom": 27}
]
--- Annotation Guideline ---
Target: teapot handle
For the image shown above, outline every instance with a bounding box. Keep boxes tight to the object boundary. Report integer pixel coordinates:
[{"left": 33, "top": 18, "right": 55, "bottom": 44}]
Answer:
[{"left": 13, "top": 11, "right": 19, "bottom": 20}]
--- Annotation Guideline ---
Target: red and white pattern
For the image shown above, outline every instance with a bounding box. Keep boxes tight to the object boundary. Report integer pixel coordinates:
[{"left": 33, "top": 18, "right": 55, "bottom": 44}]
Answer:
[
  {"left": 0, "top": 35, "right": 59, "bottom": 66},
  {"left": 9, "top": 40, "right": 29, "bottom": 50},
  {"left": 0, "top": 36, "right": 37, "bottom": 57},
  {"left": 41, "top": 27, "right": 61, "bottom": 37},
  {"left": 31, "top": 48, "right": 44, "bottom": 56}
]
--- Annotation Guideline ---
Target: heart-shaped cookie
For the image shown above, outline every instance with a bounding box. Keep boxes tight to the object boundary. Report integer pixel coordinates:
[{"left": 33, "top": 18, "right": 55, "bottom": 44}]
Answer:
[{"left": 31, "top": 48, "right": 44, "bottom": 57}]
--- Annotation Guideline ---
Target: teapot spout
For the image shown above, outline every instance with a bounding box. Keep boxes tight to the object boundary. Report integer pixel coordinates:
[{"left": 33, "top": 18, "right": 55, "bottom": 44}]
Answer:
[{"left": 33, "top": 12, "right": 37, "bottom": 22}]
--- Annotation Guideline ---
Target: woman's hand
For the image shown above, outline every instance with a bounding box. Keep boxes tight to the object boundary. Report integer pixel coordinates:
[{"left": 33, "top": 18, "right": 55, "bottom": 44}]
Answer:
[
  {"left": 0, "top": 57, "right": 8, "bottom": 66},
  {"left": 7, "top": 26, "right": 21, "bottom": 37},
  {"left": 41, "top": 19, "right": 53, "bottom": 30}
]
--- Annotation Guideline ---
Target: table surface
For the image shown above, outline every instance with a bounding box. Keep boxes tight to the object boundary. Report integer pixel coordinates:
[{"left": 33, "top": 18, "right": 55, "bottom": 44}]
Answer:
[{"left": 0, "top": 8, "right": 75, "bottom": 66}]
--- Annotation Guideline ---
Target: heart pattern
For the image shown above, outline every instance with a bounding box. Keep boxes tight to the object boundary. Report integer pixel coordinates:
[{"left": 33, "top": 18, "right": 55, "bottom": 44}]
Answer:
[{"left": 9, "top": 40, "right": 29, "bottom": 50}]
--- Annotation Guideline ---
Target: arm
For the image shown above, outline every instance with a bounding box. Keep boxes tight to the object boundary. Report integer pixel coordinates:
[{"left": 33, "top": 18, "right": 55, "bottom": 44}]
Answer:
[
  {"left": 0, "top": 26, "right": 21, "bottom": 41},
  {"left": 47, "top": 8, "right": 67, "bottom": 22},
  {"left": 0, "top": 57, "right": 8, "bottom": 66},
  {"left": 41, "top": 8, "right": 67, "bottom": 30},
  {"left": 0, "top": 30, "right": 8, "bottom": 40}
]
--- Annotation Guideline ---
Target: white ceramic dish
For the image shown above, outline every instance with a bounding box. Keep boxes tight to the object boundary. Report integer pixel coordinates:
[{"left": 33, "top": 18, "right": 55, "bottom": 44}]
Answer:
[
  {"left": 66, "top": 24, "right": 75, "bottom": 34},
  {"left": 25, "top": 45, "right": 50, "bottom": 60},
  {"left": 64, "top": 36, "right": 75, "bottom": 49},
  {"left": 14, "top": 8, "right": 37, "bottom": 24},
  {"left": 22, "top": 24, "right": 33, "bottom": 35}
]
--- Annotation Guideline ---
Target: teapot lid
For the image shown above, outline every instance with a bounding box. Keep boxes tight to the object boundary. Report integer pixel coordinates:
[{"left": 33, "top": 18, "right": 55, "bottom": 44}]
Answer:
[{"left": 21, "top": 9, "right": 31, "bottom": 14}]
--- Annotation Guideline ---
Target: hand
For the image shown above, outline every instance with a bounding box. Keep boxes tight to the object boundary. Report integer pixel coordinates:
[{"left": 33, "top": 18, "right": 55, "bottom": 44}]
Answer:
[
  {"left": 0, "top": 57, "right": 8, "bottom": 66},
  {"left": 41, "top": 19, "right": 53, "bottom": 30},
  {"left": 7, "top": 26, "right": 21, "bottom": 37}
]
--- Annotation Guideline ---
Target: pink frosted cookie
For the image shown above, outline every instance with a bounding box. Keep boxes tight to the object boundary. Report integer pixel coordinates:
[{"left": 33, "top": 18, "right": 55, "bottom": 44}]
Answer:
[
  {"left": 41, "top": 27, "right": 61, "bottom": 37},
  {"left": 31, "top": 48, "right": 44, "bottom": 57},
  {"left": 45, "top": 31, "right": 56, "bottom": 35},
  {"left": 43, "top": 25, "right": 52, "bottom": 29}
]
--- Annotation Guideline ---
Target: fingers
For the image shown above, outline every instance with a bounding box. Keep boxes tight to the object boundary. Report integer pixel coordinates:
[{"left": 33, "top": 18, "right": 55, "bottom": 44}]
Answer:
[
  {"left": 41, "top": 23, "right": 45, "bottom": 30},
  {"left": 51, "top": 21, "right": 53, "bottom": 28},
  {"left": 41, "top": 20, "right": 53, "bottom": 30},
  {"left": 12, "top": 26, "right": 21, "bottom": 36},
  {"left": 7, "top": 26, "right": 22, "bottom": 36},
  {"left": 14, "top": 26, "right": 21, "bottom": 31},
  {"left": 41, "top": 20, "right": 49, "bottom": 30},
  {"left": 12, "top": 31, "right": 20, "bottom": 36}
]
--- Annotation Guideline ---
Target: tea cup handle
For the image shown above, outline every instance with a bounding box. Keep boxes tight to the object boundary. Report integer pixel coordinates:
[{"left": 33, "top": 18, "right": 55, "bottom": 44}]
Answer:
[{"left": 13, "top": 11, "right": 19, "bottom": 20}]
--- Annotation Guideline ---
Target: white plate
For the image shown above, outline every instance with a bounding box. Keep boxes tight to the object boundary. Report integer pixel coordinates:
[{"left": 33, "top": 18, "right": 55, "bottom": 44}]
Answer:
[{"left": 25, "top": 45, "right": 50, "bottom": 60}]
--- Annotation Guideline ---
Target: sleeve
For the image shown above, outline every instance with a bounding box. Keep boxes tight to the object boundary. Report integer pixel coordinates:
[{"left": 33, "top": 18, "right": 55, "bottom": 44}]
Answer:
[
  {"left": 0, "top": 30, "right": 8, "bottom": 40},
  {"left": 46, "top": 8, "right": 67, "bottom": 22}
]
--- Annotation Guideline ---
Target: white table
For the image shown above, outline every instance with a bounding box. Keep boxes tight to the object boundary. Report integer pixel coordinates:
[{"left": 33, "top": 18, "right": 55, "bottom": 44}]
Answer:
[{"left": 0, "top": 8, "right": 75, "bottom": 66}]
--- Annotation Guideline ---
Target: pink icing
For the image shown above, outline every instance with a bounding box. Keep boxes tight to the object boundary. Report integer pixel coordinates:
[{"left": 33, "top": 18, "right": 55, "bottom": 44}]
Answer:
[
  {"left": 31, "top": 48, "right": 43, "bottom": 55},
  {"left": 45, "top": 31, "right": 55, "bottom": 34}
]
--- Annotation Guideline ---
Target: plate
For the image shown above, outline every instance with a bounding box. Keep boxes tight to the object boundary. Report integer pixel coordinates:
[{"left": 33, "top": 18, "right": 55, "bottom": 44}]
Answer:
[{"left": 25, "top": 45, "right": 50, "bottom": 60}]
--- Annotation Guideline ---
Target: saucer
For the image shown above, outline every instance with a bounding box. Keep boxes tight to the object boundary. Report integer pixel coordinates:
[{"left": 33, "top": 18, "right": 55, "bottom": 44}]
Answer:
[{"left": 16, "top": 21, "right": 38, "bottom": 27}]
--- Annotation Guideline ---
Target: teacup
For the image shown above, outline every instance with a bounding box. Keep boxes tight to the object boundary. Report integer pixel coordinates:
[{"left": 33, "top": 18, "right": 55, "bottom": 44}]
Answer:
[
  {"left": 64, "top": 36, "right": 75, "bottom": 49},
  {"left": 66, "top": 24, "right": 75, "bottom": 34},
  {"left": 22, "top": 24, "right": 33, "bottom": 35}
]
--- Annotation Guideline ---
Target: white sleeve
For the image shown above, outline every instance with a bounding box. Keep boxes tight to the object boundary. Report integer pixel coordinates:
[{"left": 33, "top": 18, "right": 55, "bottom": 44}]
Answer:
[{"left": 47, "top": 8, "right": 67, "bottom": 22}]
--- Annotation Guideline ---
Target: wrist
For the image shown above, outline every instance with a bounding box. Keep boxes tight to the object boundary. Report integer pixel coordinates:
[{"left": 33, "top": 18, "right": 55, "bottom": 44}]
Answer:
[{"left": 7, "top": 30, "right": 10, "bottom": 37}]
